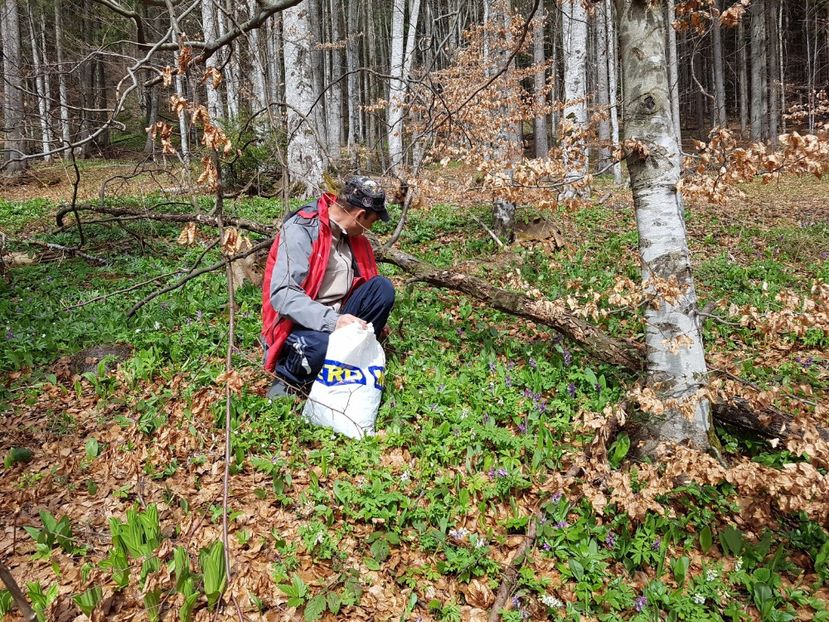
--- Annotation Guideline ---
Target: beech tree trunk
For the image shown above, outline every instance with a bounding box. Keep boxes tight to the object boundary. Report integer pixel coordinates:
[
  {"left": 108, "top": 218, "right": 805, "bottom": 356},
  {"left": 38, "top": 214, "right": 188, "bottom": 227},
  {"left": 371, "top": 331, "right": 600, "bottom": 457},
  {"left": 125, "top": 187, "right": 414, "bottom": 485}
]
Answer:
[
  {"left": 605, "top": 0, "right": 622, "bottom": 184},
  {"left": 767, "top": 0, "right": 780, "bottom": 147},
  {"left": 666, "top": 0, "right": 681, "bottom": 145},
  {"left": 27, "top": 0, "right": 52, "bottom": 160},
  {"left": 738, "top": 19, "right": 748, "bottom": 137},
  {"left": 712, "top": 0, "right": 727, "bottom": 127},
  {"left": 326, "top": 0, "right": 344, "bottom": 159},
  {"left": 283, "top": 3, "right": 325, "bottom": 196},
  {"left": 751, "top": 0, "right": 768, "bottom": 141},
  {"left": 201, "top": 0, "right": 224, "bottom": 122},
  {"left": 346, "top": 0, "right": 361, "bottom": 163},
  {"left": 1, "top": 0, "right": 27, "bottom": 172},
  {"left": 562, "top": 0, "right": 589, "bottom": 197},
  {"left": 248, "top": 0, "right": 268, "bottom": 129},
  {"left": 616, "top": 0, "right": 711, "bottom": 451},
  {"left": 388, "top": 0, "right": 406, "bottom": 171},
  {"left": 595, "top": 4, "right": 611, "bottom": 170},
  {"left": 533, "top": 12, "right": 548, "bottom": 159}
]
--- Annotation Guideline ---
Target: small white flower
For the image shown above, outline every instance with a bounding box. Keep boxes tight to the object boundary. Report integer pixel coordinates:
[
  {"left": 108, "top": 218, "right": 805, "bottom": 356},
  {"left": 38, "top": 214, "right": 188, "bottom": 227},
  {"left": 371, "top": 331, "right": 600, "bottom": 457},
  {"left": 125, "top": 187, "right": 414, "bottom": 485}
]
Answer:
[
  {"left": 448, "top": 527, "right": 469, "bottom": 540},
  {"left": 400, "top": 470, "right": 411, "bottom": 483},
  {"left": 474, "top": 536, "right": 487, "bottom": 549},
  {"left": 734, "top": 557, "right": 743, "bottom": 572},
  {"left": 154, "top": 321, "right": 161, "bottom": 330},
  {"left": 135, "top": 328, "right": 141, "bottom": 333},
  {"left": 691, "top": 593, "right": 706, "bottom": 605},
  {"left": 314, "top": 532, "right": 325, "bottom": 545},
  {"left": 706, "top": 569, "right": 719, "bottom": 581},
  {"left": 541, "top": 595, "right": 564, "bottom": 609}
]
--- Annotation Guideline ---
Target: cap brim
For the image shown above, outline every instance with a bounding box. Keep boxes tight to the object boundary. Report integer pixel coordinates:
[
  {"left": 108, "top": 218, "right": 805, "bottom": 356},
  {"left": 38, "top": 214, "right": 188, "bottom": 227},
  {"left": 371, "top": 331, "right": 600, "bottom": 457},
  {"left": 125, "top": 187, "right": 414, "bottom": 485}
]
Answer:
[{"left": 377, "top": 210, "right": 390, "bottom": 222}]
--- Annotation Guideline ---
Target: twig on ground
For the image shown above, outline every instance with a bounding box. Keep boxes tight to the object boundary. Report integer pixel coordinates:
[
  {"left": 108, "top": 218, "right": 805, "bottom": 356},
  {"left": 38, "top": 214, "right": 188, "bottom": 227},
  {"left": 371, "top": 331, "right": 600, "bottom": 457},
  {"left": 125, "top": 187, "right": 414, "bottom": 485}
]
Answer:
[
  {"left": 11, "top": 239, "right": 107, "bottom": 265},
  {"left": 64, "top": 269, "right": 185, "bottom": 310},
  {"left": 488, "top": 511, "right": 543, "bottom": 622},
  {"left": 470, "top": 213, "right": 505, "bottom": 249}
]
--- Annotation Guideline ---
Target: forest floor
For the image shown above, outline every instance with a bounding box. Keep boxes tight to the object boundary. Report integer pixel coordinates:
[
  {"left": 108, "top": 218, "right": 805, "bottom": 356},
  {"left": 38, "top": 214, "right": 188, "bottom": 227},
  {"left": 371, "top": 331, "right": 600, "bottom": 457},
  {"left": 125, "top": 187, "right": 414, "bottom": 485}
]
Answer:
[{"left": 1, "top": 165, "right": 828, "bottom": 622}]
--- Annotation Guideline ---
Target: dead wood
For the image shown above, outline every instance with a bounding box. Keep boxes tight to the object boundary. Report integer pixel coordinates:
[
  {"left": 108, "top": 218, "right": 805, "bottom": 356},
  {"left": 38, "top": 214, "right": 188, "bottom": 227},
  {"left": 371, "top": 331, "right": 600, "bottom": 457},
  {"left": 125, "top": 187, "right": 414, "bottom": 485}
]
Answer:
[
  {"left": 488, "top": 512, "right": 542, "bottom": 622},
  {"left": 0, "top": 561, "right": 36, "bottom": 622}
]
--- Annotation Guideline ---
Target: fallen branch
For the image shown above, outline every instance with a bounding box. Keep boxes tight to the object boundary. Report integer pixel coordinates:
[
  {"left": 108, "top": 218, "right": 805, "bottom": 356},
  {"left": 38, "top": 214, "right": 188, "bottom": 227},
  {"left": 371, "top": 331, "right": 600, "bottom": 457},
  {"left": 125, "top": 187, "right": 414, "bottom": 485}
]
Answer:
[
  {"left": 0, "top": 561, "right": 36, "bottom": 622},
  {"left": 488, "top": 512, "right": 542, "bottom": 622},
  {"left": 10, "top": 239, "right": 107, "bottom": 266}
]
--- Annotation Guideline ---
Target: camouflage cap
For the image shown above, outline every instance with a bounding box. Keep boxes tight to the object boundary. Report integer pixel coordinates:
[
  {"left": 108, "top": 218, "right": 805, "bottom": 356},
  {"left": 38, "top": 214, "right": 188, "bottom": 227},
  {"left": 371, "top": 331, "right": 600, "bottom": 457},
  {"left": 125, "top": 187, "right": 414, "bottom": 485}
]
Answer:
[{"left": 340, "top": 176, "right": 389, "bottom": 221}]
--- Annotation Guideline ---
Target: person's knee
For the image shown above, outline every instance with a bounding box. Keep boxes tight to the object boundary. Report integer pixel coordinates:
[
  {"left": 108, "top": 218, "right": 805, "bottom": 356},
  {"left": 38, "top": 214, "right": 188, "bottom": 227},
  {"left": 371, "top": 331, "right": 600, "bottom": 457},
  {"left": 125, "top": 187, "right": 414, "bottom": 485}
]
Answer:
[{"left": 371, "top": 275, "right": 395, "bottom": 305}]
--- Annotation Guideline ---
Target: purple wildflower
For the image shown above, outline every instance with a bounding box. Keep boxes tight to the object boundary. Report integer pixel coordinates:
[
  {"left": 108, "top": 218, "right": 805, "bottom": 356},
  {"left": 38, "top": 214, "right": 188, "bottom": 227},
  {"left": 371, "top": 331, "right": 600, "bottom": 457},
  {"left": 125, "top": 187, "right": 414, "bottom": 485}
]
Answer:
[
  {"left": 551, "top": 492, "right": 562, "bottom": 502},
  {"left": 4, "top": 329, "right": 13, "bottom": 340},
  {"left": 542, "top": 541, "right": 552, "bottom": 551},
  {"left": 567, "top": 382, "right": 576, "bottom": 398},
  {"left": 511, "top": 596, "right": 522, "bottom": 609},
  {"left": 456, "top": 327, "right": 464, "bottom": 336},
  {"left": 634, "top": 595, "right": 647, "bottom": 612},
  {"left": 518, "top": 422, "right": 527, "bottom": 434},
  {"left": 505, "top": 374, "right": 512, "bottom": 387},
  {"left": 498, "top": 468, "right": 508, "bottom": 477},
  {"left": 489, "top": 362, "right": 497, "bottom": 373},
  {"left": 537, "top": 399, "right": 547, "bottom": 414},
  {"left": 554, "top": 520, "right": 569, "bottom": 529},
  {"left": 651, "top": 537, "right": 661, "bottom": 552},
  {"left": 528, "top": 357, "right": 537, "bottom": 369},
  {"left": 605, "top": 532, "right": 617, "bottom": 549},
  {"left": 563, "top": 348, "right": 572, "bottom": 367}
]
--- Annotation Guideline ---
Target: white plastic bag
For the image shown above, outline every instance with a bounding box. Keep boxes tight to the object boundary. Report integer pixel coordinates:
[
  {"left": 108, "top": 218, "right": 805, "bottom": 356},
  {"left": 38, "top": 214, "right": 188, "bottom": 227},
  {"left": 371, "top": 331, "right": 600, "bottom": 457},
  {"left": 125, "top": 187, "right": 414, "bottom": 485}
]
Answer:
[{"left": 301, "top": 323, "right": 386, "bottom": 439}]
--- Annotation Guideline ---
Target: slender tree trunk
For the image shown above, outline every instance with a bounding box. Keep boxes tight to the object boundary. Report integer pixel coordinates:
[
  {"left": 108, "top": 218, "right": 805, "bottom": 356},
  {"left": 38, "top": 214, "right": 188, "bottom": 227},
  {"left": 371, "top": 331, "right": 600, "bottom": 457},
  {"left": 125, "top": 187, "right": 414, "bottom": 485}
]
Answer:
[
  {"left": 533, "top": 11, "right": 549, "bottom": 159},
  {"left": 562, "top": 0, "right": 589, "bottom": 197},
  {"left": 216, "top": 2, "right": 238, "bottom": 119},
  {"left": 39, "top": 18, "right": 52, "bottom": 144},
  {"left": 712, "top": 0, "right": 727, "bottom": 127},
  {"left": 247, "top": 0, "right": 268, "bottom": 135},
  {"left": 605, "top": 0, "right": 622, "bottom": 184},
  {"left": 595, "top": 4, "right": 610, "bottom": 169},
  {"left": 307, "top": 0, "right": 326, "bottom": 145},
  {"left": 1, "top": 0, "right": 27, "bottom": 171},
  {"left": 667, "top": 0, "right": 681, "bottom": 144},
  {"left": 283, "top": 3, "right": 325, "bottom": 196},
  {"left": 767, "top": 0, "right": 780, "bottom": 147},
  {"left": 779, "top": 1, "right": 786, "bottom": 134},
  {"left": 326, "top": 0, "right": 344, "bottom": 159},
  {"left": 201, "top": 0, "right": 224, "bottom": 122},
  {"left": 751, "top": 0, "right": 768, "bottom": 141},
  {"left": 95, "top": 55, "right": 110, "bottom": 149},
  {"left": 549, "top": 3, "right": 559, "bottom": 143},
  {"left": 387, "top": 0, "right": 406, "bottom": 171},
  {"left": 738, "top": 19, "right": 748, "bottom": 137},
  {"left": 616, "top": 0, "right": 711, "bottom": 451},
  {"left": 346, "top": 0, "right": 361, "bottom": 163},
  {"left": 27, "top": 1, "right": 52, "bottom": 160}
]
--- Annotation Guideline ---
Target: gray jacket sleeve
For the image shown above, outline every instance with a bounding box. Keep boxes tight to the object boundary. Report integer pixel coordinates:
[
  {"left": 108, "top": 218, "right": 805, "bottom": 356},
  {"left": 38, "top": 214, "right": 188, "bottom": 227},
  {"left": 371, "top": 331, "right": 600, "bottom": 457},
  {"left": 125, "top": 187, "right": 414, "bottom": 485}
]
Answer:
[{"left": 269, "top": 216, "right": 339, "bottom": 332}]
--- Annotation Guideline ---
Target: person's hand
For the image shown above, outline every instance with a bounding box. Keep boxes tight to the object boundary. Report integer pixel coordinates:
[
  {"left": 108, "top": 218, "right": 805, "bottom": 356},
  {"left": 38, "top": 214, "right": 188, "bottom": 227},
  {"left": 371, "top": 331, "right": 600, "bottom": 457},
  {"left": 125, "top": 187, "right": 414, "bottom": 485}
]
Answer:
[{"left": 335, "top": 314, "right": 367, "bottom": 330}]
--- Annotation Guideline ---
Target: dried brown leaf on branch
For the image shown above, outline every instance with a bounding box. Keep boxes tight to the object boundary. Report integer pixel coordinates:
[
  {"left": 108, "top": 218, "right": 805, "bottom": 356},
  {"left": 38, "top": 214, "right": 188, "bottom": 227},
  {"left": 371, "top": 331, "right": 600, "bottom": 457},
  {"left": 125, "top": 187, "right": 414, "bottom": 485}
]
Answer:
[
  {"left": 200, "top": 66, "right": 223, "bottom": 89},
  {"left": 162, "top": 66, "right": 173, "bottom": 87},
  {"left": 176, "top": 222, "right": 197, "bottom": 246}
]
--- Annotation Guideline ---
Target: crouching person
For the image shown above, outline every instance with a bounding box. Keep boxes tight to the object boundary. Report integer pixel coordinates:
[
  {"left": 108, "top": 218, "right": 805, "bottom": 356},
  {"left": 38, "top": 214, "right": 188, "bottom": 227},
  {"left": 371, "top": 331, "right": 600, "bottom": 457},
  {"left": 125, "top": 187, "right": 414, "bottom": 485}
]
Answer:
[{"left": 260, "top": 176, "right": 395, "bottom": 397}]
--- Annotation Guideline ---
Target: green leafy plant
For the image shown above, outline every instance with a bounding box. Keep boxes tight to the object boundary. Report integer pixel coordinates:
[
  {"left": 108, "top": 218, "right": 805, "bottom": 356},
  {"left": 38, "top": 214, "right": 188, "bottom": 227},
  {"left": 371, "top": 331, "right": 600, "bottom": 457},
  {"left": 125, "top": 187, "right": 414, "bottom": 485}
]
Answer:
[
  {"left": 198, "top": 540, "right": 226, "bottom": 610},
  {"left": 73, "top": 585, "right": 102, "bottom": 617},
  {"left": 24, "top": 510, "right": 84, "bottom": 557}
]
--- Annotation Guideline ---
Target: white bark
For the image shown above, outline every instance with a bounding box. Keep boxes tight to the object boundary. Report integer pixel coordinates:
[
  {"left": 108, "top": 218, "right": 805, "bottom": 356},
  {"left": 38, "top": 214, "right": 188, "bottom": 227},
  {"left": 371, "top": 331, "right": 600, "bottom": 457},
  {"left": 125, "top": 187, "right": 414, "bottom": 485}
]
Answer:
[
  {"left": 217, "top": 1, "right": 239, "bottom": 119},
  {"left": 54, "top": 1, "right": 71, "bottom": 149},
  {"left": 712, "top": 0, "right": 727, "bottom": 127},
  {"left": 1, "top": 0, "right": 26, "bottom": 171},
  {"left": 751, "top": 0, "right": 767, "bottom": 141},
  {"left": 595, "top": 4, "right": 610, "bottom": 169},
  {"left": 283, "top": 3, "right": 325, "bottom": 197},
  {"left": 616, "top": 0, "right": 711, "bottom": 450},
  {"left": 666, "top": 0, "right": 681, "bottom": 144},
  {"left": 387, "top": 0, "right": 406, "bottom": 171},
  {"left": 605, "top": 0, "right": 622, "bottom": 184},
  {"left": 326, "top": 0, "right": 344, "bottom": 158},
  {"left": 201, "top": 0, "right": 224, "bottom": 122},
  {"left": 562, "top": 0, "right": 589, "bottom": 195},
  {"left": 346, "top": 0, "right": 361, "bottom": 159},
  {"left": 27, "top": 1, "right": 52, "bottom": 160},
  {"left": 533, "top": 12, "right": 548, "bottom": 159}
]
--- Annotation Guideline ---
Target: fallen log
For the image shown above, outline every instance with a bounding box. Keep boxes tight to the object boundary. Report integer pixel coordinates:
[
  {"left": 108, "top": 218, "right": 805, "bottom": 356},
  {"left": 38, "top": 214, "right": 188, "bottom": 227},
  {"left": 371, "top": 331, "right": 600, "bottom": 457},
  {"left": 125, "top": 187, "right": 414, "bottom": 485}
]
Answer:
[{"left": 48, "top": 204, "right": 824, "bottom": 445}]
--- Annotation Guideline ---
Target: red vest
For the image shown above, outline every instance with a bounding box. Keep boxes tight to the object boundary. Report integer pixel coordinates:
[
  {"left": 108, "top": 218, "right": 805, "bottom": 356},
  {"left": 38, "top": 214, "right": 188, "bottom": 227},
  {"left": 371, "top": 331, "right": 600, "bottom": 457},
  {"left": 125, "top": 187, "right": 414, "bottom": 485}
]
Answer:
[{"left": 260, "top": 193, "right": 379, "bottom": 372}]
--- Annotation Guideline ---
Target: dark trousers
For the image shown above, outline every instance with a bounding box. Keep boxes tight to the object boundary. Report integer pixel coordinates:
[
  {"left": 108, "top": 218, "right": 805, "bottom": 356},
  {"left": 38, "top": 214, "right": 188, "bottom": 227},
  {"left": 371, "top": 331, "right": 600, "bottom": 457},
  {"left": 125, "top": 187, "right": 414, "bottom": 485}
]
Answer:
[{"left": 276, "top": 276, "right": 394, "bottom": 387}]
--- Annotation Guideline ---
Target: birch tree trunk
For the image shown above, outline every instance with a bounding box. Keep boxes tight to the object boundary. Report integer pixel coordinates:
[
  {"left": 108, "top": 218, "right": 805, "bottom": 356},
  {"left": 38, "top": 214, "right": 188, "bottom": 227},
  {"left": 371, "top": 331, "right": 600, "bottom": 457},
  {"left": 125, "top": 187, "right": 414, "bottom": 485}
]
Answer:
[
  {"left": 27, "top": 0, "right": 52, "bottom": 160},
  {"left": 201, "top": 0, "right": 224, "bottom": 122},
  {"left": 712, "top": 0, "right": 727, "bottom": 127},
  {"left": 283, "top": 3, "right": 325, "bottom": 197},
  {"left": 667, "top": 0, "right": 681, "bottom": 144},
  {"left": 346, "top": 0, "right": 361, "bottom": 163},
  {"left": 605, "top": 0, "right": 622, "bottom": 184},
  {"left": 562, "top": 0, "right": 589, "bottom": 198},
  {"left": 533, "top": 12, "right": 549, "bottom": 159},
  {"left": 751, "top": 0, "right": 768, "bottom": 141},
  {"left": 1, "top": 0, "right": 27, "bottom": 172},
  {"left": 387, "top": 0, "right": 406, "bottom": 171},
  {"left": 595, "top": 4, "right": 611, "bottom": 170},
  {"left": 616, "top": 0, "right": 711, "bottom": 451}
]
